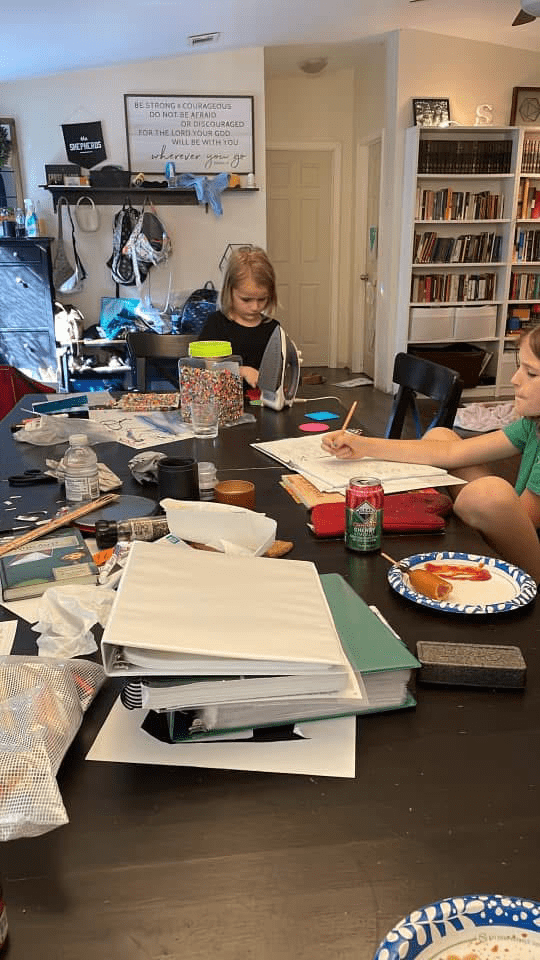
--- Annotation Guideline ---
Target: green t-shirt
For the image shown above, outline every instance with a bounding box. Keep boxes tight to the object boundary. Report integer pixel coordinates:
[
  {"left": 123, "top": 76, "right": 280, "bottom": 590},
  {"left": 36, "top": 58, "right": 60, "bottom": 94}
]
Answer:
[{"left": 503, "top": 417, "right": 540, "bottom": 495}]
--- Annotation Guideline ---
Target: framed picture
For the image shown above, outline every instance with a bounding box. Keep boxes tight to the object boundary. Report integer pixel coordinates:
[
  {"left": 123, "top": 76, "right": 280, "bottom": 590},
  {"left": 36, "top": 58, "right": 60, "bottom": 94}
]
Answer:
[
  {"left": 124, "top": 94, "right": 255, "bottom": 175},
  {"left": 510, "top": 87, "right": 540, "bottom": 127},
  {"left": 0, "top": 118, "right": 24, "bottom": 210},
  {"left": 412, "top": 98, "right": 451, "bottom": 128}
]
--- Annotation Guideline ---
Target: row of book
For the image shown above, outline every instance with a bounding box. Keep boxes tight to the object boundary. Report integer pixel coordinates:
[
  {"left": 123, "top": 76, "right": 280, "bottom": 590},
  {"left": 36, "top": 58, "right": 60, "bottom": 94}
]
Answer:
[
  {"left": 411, "top": 272, "right": 496, "bottom": 303},
  {"left": 415, "top": 188, "right": 504, "bottom": 222},
  {"left": 521, "top": 137, "right": 540, "bottom": 175},
  {"left": 413, "top": 231, "right": 503, "bottom": 264},
  {"left": 509, "top": 272, "right": 540, "bottom": 301},
  {"left": 418, "top": 139, "right": 513, "bottom": 175},
  {"left": 517, "top": 180, "right": 540, "bottom": 219},
  {"left": 513, "top": 227, "right": 540, "bottom": 262}
]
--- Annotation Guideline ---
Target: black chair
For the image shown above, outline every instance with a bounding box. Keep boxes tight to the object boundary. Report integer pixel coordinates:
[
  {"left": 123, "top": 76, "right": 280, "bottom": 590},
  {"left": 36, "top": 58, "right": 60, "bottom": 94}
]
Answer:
[
  {"left": 384, "top": 351, "right": 464, "bottom": 439},
  {"left": 126, "top": 333, "right": 197, "bottom": 391}
]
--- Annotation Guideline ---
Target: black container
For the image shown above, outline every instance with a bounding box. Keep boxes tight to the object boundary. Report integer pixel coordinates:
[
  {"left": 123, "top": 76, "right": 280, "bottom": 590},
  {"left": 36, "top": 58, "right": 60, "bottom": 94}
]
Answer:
[{"left": 157, "top": 457, "right": 199, "bottom": 501}]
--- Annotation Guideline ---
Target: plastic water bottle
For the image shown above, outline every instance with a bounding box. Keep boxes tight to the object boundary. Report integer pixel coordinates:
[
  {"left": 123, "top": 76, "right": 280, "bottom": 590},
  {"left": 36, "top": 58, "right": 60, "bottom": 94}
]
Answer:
[
  {"left": 63, "top": 434, "right": 100, "bottom": 505},
  {"left": 15, "top": 207, "right": 25, "bottom": 237},
  {"left": 23, "top": 199, "right": 38, "bottom": 238}
]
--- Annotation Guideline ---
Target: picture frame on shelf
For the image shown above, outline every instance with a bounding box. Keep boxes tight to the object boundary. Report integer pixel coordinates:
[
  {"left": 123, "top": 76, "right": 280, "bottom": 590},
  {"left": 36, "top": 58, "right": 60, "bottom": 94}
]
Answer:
[
  {"left": 412, "top": 98, "right": 451, "bottom": 128},
  {"left": 510, "top": 87, "right": 540, "bottom": 127},
  {"left": 0, "top": 118, "right": 24, "bottom": 210}
]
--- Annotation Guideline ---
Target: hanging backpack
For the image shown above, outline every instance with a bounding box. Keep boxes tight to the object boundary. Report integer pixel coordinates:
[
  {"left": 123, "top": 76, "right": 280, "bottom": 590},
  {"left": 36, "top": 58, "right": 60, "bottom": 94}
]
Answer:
[
  {"left": 180, "top": 281, "right": 218, "bottom": 334},
  {"left": 107, "top": 201, "right": 140, "bottom": 286},
  {"left": 123, "top": 200, "right": 171, "bottom": 289}
]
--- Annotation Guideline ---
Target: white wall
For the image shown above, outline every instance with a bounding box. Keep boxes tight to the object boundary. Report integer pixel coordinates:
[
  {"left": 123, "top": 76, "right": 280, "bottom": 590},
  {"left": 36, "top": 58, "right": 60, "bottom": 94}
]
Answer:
[
  {"left": 379, "top": 29, "right": 540, "bottom": 391},
  {"left": 0, "top": 47, "right": 267, "bottom": 326}
]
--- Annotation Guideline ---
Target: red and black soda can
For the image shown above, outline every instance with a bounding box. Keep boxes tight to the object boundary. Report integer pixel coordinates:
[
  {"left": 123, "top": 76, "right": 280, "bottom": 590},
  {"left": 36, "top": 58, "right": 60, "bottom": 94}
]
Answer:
[{"left": 345, "top": 476, "right": 384, "bottom": 552}]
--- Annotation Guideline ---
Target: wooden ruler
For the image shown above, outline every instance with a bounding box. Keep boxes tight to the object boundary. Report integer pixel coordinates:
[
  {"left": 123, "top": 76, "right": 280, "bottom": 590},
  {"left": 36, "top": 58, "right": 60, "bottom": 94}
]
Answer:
[{"left": 0, "top": 494, "right": 120, "bottom": 558}]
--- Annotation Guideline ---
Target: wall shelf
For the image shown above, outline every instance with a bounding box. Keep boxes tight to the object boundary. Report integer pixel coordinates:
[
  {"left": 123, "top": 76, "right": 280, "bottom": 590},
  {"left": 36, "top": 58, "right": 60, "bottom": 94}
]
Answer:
[{"left": 40, "top": 184, "right": 259, "bottom": 210}]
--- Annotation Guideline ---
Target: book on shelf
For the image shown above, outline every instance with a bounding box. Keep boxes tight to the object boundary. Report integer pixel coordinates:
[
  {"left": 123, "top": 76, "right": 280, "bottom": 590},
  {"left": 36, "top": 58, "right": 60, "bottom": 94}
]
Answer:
[{"left": 0, "top": 527, "right": 98, "bottom": 601}]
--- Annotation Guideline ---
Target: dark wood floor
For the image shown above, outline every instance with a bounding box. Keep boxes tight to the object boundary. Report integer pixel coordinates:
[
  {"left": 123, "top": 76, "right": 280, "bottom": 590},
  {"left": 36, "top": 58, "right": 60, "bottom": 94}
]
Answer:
[{"left": 300, "top": 367, "right": 519, "bottom": 484}]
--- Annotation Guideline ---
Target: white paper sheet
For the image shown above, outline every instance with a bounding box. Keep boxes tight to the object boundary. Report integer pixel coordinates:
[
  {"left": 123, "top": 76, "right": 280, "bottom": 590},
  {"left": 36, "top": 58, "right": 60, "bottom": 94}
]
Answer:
[
  {"left": 0, "top": 620, "right": 17, "bottom": 655},
  {"left": 89, "top": 410, "right": 194, "bottom": 448},
  {"left": 252, "top": 434, "right": 464, "bottom": 493},
  {"left": 86, "top": 698, "right": 357, "bottom": 777}
]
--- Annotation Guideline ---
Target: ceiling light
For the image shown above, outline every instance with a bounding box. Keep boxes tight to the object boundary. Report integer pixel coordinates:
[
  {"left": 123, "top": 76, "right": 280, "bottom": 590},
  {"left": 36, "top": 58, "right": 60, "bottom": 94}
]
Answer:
[{"left": 299, "top": 57, "right": 328, "bottom": 75}]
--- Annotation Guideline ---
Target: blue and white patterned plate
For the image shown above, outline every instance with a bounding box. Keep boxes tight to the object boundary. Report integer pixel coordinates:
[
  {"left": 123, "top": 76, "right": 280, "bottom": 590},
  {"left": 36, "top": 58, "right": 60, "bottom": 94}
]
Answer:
[
  {"left": 374, "top": 894, "right": 540, "bottom": 960},
  {"left": 388, "top": 551, "right": 537, "bottom": 615}
]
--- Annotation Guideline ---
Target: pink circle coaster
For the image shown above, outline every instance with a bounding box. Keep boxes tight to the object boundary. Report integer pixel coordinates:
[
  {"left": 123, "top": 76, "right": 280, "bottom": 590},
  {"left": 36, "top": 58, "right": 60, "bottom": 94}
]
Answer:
[{"left": 299, "top": 422, "right": 329, "bottom": 432}]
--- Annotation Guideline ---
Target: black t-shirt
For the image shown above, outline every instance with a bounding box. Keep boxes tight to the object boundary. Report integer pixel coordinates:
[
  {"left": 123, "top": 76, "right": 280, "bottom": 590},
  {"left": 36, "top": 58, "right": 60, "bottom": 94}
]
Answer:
[{"left": 198, "top": 311, "right": 279, "bottom": 370}]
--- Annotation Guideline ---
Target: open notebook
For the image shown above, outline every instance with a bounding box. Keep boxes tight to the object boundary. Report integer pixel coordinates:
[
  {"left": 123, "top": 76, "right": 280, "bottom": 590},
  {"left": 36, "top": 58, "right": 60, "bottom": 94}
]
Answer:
[{"left": 252, "top": 433, "right": 464, "bottom": 494}]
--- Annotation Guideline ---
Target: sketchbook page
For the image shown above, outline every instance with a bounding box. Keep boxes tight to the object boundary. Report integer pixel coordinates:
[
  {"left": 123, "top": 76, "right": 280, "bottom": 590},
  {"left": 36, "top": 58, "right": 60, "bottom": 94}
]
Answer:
[
  {"left": 253, "top": 434, "right": 449, "bottom": 492},
  {"left": 101, "top": 541, "right": 362, "bottom": 690}
]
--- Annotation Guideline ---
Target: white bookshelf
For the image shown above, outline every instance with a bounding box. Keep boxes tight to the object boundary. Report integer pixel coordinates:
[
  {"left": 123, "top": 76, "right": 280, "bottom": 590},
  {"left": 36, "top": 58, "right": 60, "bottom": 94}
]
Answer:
[{"left": 397, "top": 125, "right": 530, "bottom": 398}]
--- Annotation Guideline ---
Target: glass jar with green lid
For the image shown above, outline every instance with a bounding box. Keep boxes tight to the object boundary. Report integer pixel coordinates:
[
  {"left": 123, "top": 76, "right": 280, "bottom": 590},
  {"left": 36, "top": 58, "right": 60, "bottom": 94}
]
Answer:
[{"left": 179, "top": 340, "right": 244, "bottom": 426}]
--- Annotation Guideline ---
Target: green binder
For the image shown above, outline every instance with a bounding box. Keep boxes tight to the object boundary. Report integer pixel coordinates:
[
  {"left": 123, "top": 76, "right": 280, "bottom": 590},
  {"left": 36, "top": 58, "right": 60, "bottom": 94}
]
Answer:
[{"left": 320, "top": 573, "right": 419, "bottom": 713}]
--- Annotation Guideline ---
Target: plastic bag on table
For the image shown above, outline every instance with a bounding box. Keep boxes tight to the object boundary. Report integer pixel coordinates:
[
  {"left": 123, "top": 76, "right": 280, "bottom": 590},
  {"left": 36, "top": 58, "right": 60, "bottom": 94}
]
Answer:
[{"left": 0, "top": 656, "right": 105, "bottom": 840}]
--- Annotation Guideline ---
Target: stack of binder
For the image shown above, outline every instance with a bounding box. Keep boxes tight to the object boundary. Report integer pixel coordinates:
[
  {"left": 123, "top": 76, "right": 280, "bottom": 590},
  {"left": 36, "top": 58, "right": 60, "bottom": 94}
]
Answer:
[{"left": 101, "top": 541, "right": 418, "bottom": 741}]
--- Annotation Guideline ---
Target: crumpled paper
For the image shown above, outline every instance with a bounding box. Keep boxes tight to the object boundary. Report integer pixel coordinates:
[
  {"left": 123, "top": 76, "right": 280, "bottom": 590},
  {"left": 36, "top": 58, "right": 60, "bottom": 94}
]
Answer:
[
  {"left": 32, "top": 585, "right": 116, "bottom": 657},
  {"left": 129, "top": 450, "right": 167, "bottom": 483},
  {"left": 46, "top": 457, "right": 122, "bottom": 492}
]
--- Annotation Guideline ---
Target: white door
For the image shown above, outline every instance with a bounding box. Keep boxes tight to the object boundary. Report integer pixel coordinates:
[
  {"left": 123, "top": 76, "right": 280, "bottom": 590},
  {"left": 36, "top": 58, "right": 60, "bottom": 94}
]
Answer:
[
  {"left": 361, "top": 138, "right": 381, "bottom": 379},
  {"left": 266, "top": 149, "right": 332, "bottom": 364}
]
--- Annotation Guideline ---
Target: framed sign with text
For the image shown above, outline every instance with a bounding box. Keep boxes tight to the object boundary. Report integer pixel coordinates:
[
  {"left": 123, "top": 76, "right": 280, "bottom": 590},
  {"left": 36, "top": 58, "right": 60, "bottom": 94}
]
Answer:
[{"left": 124, "top": 94, "right": 255, "bottom": 175}]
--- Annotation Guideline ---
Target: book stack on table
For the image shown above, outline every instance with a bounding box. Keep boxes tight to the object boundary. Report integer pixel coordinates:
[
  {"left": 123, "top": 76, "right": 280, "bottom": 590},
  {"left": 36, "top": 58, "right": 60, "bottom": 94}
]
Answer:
[{"left": 100, "top": 541, "right": 418, "bottom": 742}]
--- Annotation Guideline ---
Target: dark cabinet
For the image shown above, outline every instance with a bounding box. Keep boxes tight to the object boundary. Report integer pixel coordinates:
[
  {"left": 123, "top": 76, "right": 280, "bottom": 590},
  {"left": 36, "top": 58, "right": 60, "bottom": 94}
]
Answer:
[{"left": 0, "top": 238, "right": 57, "bottom": 386}]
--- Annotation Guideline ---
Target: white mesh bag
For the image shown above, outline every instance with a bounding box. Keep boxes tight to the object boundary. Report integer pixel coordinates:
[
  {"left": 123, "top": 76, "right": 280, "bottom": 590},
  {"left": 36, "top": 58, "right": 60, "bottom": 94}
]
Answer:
[{"left": 0, "top": 656, "right": 105, "bottom": 840}]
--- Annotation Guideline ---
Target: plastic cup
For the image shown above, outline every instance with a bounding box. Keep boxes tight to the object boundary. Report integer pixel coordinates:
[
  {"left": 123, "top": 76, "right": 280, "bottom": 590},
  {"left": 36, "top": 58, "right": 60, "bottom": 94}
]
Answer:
[{"left": 191, "top": 399, "right": 219, "bottom": 439}]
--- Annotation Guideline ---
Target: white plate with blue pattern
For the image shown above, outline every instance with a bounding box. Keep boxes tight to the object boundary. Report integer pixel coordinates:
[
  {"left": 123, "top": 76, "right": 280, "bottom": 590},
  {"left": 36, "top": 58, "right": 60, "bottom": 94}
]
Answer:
[
  {"left": 387, "top": 551, "right": 537, "bottom": 614},
  {"left": 374, "top": 894, "right": 540, "bottom": 960}
]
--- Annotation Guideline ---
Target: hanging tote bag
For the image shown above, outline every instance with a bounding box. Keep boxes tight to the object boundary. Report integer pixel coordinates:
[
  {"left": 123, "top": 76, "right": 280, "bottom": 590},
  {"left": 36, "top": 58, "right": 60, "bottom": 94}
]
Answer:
[
  {"left": 53, "top": 198, "right": 87, "bottom": 295},
  {"left": 74, "top": 196, "right": 99, "bottom": 232}
]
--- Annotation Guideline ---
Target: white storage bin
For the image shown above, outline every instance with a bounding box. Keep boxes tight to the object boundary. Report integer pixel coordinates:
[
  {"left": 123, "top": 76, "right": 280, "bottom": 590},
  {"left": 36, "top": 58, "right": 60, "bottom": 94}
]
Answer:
[
  {"left": 500, "top": 348, "right": 519, "bottom": 386},
  {"left": 409, "top": 306, "right": 455, "bottom": 341},
  {"left": 453, "top": 305, "right": 497, "bottom": 339}
]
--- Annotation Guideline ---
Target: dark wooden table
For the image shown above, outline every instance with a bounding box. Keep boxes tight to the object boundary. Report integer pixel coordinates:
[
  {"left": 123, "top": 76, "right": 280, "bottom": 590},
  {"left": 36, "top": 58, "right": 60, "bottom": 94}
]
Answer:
[{"left": 1, "top": 396, "right": 539, "bottom": 960}]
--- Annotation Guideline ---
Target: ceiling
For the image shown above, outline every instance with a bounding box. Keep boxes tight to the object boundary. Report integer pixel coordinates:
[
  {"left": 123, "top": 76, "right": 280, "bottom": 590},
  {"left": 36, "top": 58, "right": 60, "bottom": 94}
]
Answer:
[{"left": 1, "top": 0, "right": 539, "bottom": 84}]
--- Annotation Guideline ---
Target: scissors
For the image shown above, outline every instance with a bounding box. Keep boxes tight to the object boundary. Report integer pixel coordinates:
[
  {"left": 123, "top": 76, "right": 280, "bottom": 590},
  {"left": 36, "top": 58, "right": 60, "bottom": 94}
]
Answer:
[{"left": 8, "top": 469, "right": 58, "bottom": 487}]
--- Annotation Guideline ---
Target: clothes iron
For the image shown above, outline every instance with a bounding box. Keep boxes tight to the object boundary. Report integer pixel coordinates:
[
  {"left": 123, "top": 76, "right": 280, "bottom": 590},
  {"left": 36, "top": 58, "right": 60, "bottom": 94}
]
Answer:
[{"left": 258, "top": 326, "right": 302, "bottom": 410}]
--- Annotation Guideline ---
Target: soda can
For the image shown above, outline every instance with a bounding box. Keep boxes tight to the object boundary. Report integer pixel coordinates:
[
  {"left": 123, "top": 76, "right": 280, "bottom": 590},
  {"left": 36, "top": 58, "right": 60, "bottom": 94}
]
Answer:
[{"left": 345, "top": 476, "right": 383, "bottom": 552}]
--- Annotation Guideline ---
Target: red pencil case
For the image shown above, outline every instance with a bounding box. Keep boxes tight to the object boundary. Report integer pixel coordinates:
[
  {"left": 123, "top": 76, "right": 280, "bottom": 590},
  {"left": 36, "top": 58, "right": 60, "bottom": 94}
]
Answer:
[{"left": 310, "top": 489, "right": 453, "bottom": 537}]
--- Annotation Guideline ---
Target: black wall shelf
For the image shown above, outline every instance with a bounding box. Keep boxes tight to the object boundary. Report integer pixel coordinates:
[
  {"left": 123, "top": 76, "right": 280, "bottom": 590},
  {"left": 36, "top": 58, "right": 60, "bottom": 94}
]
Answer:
[{"left": 40, "top": 185, "right": 259, "bottom": 210}]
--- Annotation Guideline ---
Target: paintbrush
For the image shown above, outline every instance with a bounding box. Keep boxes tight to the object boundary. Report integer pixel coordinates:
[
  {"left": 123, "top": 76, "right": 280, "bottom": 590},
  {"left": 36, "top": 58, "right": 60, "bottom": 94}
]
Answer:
[{"left": 0, "top": 494, "right": 120, "bottom": 558}]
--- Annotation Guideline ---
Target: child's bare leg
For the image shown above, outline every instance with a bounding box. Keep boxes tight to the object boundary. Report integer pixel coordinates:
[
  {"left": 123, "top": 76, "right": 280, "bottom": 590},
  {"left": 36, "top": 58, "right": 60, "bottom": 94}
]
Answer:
[
  {"left": 421, "top": 426, "right": 493, "bottom": 484},
  {"left": 453, "top": 475, "right": 540, "bottom": 582}
]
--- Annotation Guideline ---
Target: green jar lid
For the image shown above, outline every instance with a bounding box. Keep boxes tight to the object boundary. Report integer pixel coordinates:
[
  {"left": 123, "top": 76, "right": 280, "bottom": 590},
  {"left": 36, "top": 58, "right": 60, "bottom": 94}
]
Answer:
[{"left": 189, "top": 340, "right": 232, "bottom": 358}]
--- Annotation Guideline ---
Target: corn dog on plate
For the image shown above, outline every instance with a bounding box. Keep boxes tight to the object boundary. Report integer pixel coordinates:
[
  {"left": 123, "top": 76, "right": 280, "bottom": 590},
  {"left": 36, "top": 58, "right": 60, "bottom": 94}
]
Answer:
[{"left": 387, "top": 551, "right": 537, "bottom": 614}]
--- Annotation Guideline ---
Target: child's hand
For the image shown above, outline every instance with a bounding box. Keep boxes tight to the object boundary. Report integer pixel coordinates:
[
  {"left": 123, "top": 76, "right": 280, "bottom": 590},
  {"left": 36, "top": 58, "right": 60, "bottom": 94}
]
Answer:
[
  {"left": 240, "top": 365, "right": 259, "bottom": 388},
  {"left": 322, "top": 431, "right": 362, "bottom": 459}
]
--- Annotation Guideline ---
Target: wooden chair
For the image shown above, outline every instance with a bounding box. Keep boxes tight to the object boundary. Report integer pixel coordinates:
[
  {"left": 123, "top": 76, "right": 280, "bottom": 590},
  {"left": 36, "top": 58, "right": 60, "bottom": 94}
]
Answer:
[
  {"left": 385, "top": 351, "right": 464, "bottom": 439},
  {"left": 126, "top": 333, "right": 197, "bottom": 391}
]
